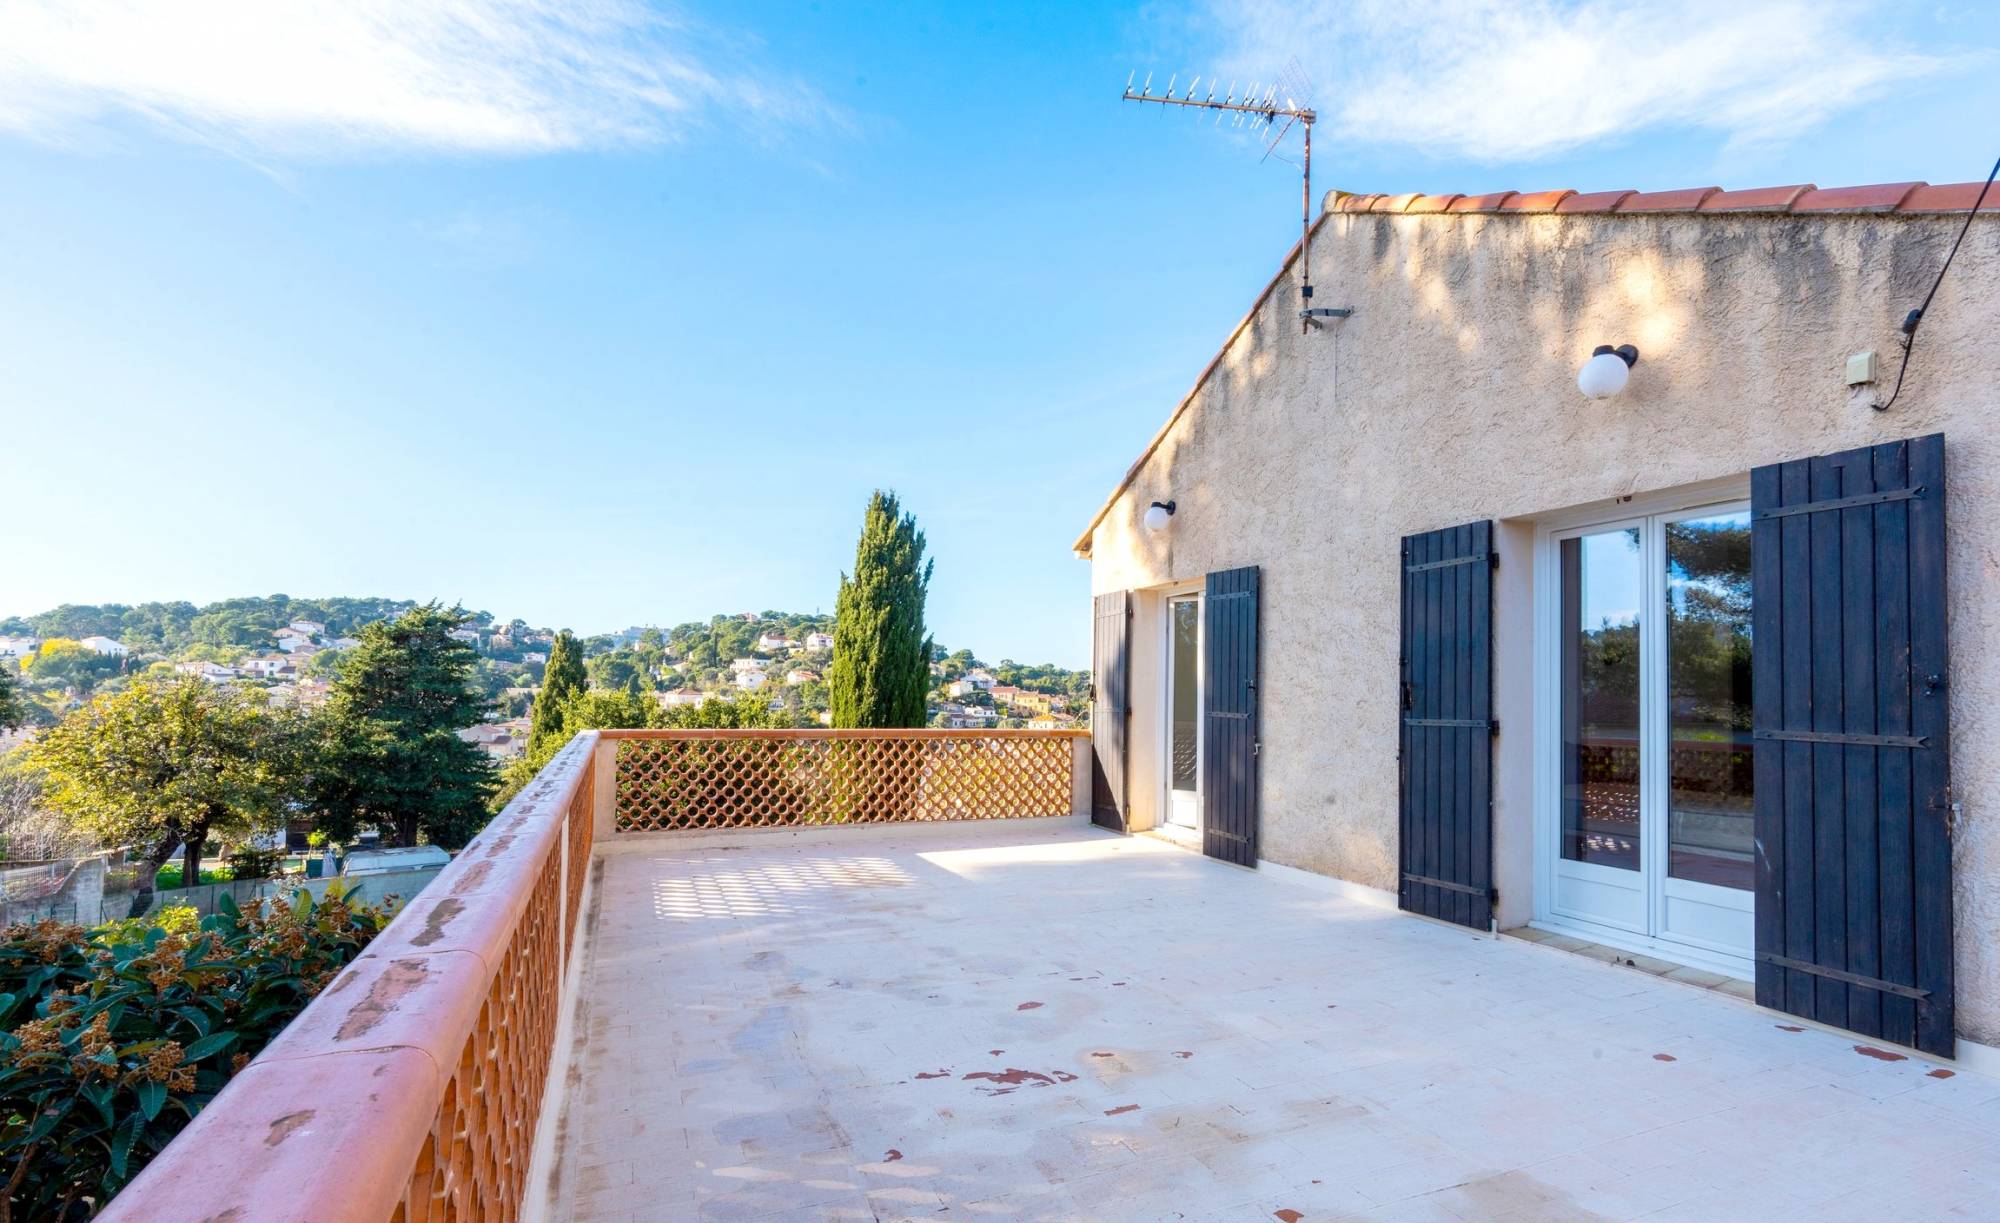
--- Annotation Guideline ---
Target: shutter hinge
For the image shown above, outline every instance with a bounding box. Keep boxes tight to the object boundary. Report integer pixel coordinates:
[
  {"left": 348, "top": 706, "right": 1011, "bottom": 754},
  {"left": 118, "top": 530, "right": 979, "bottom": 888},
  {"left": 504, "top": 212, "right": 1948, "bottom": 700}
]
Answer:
[
  {"left": 1490, "top": 887, "right": 1500, "bottom": 905},
  {"left": 1489, "top": 552, "right": 1499, "bottom": 569},
  {"left": 1490, "top": 719, "right": 1499, "bottom": 736}
]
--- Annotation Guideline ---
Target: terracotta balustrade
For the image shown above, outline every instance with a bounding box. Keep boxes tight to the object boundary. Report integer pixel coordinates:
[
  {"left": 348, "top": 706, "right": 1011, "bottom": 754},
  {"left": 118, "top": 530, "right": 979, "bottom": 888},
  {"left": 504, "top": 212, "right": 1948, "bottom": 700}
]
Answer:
[
  {"left": 99, "top": 732, "right": 601, "bottom": 1223},
  {"left": 603, "top": 728, "right": 1091, "bottom": 833}
]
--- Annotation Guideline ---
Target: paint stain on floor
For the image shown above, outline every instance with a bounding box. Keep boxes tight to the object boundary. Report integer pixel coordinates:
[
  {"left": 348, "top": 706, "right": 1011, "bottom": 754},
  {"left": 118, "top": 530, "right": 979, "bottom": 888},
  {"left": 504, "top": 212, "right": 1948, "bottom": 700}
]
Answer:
[
  {"left": 914, "top": 1070, "right": 950, "bottom": 1080},
  {"left": 1854, "top": 1045, "right": 1907, "bottom": 1062},
  {"left": 1775, "top": 1025, "right": 1805, "bottom": 1032},
  {"left": 1172, "top": 1051, "right": 1194, "bottom": 1059},
  {"left": 1017, "top": 1001, "right": 1043, "bottom": 1011},
  {"left": 1274, "top": 1210, "right": 1304, "bottom": 1222},
  {"left": 1652, "top": 1053, "right": 1677, "bottom": 1062},
  {"left": 1928, "top": 1068, "right": 1955, "bottom": 1079},
  {"left": 1104, "top": 1104, "right": 1140, "bottom": 1116},
  {"left": 883, "top": 1149, "right": 903, "bottom": 1162},
  {"left": 1091, "top": 1051, "right": 1115, "bottom": 1058}
]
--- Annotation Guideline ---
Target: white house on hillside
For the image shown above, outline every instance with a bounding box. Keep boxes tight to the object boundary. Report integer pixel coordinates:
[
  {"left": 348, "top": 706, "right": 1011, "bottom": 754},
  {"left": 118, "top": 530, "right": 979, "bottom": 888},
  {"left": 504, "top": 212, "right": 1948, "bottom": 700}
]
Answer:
[
  {"left": 78, "top": 636, "right": 128, "bottom": 656},
  {"left": 804, "top": 632, "right": 834, "bottom": 652},
  {"left": 448, "top": 628, "right": 482, "bottom": 645},
  {"left": 734, "top": 669, "right": 768, "bottom": 691},
  {"left": 756, "top": 633, "right": 792, "bottom": 652},
  {"left": 0, "top": 636, "right": 38, "bottom": 658},
  {"left": 287, "top": 619, "right": 325, "bottom": 636}
]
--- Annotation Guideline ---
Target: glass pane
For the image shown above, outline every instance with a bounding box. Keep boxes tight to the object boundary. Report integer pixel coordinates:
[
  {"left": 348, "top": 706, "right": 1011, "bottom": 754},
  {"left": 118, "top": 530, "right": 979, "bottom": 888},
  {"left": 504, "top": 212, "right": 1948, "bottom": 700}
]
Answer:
[
  {"left": 1666, "top": 511, "right": 1754, "bottom": 889},
  {"left": 1170, "top": 600, "right": 1198, "bottom": 793},
  {"left": 1560, "top": 529, "right": 1642, "bottom": 870}
]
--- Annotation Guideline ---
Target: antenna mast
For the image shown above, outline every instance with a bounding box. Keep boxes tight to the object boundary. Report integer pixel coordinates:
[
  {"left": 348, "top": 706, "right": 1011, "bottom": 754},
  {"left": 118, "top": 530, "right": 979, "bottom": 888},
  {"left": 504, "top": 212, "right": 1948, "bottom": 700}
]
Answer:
[{"left": 1122, "top": 68, "right": 1349, "bottom": 334}]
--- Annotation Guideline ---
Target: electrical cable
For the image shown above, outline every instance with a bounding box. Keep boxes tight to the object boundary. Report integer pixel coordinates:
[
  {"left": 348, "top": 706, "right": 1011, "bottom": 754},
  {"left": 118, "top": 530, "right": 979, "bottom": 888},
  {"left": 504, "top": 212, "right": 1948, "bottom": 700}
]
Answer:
[{"left": 1873, "top": 152, "right": 2000, "bottom": 411}]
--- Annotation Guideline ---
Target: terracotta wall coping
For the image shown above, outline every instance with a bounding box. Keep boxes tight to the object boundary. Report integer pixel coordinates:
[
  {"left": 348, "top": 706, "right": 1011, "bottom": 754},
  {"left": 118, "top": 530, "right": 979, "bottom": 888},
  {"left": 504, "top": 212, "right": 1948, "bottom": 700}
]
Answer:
[{"left": 95, "top": 732, "right": 602, "bottom": 1223}]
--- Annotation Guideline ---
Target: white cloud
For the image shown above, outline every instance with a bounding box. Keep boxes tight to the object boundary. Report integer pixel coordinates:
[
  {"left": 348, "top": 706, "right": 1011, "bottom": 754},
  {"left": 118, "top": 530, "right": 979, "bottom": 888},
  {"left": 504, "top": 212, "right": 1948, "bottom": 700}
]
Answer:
[
  {"left": 0, "top": 0, "right": 832, "bottom": 156},
  {"left": 1202, "top": 0, "right": 1962, "bottom": 162}
]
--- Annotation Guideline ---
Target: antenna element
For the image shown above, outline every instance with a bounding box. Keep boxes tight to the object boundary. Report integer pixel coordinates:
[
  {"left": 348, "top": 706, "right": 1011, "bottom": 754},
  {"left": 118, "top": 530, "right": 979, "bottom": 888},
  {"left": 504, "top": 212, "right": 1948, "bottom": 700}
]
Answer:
[{"left": 1122, "top": 61, "right": 1349, "bottom": 333}]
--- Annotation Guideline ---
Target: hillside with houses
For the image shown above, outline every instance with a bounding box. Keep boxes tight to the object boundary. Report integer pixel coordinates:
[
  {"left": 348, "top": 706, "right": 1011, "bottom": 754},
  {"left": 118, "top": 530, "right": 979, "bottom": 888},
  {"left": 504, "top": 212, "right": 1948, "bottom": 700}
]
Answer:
[{"left": 0, "top": 600, "right": 1091, "bottom": 762}]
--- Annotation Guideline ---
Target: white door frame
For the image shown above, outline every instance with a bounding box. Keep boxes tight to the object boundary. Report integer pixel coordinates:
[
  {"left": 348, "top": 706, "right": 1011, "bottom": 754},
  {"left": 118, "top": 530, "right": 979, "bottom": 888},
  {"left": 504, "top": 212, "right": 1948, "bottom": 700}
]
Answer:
[
  {"left": 1530, "top": 477, "right": 1755, "bottom": 979},
  {"left": 1162, "top": 588, "right": 1204, "bottom": 832}
]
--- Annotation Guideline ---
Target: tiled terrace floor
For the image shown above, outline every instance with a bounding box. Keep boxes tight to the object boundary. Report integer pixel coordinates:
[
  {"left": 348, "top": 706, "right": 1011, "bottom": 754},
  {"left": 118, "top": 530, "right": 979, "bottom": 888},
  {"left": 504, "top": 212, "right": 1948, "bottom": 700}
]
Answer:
[{"left": 545, "top": 820, "right": 1997, "bottom": 1222}]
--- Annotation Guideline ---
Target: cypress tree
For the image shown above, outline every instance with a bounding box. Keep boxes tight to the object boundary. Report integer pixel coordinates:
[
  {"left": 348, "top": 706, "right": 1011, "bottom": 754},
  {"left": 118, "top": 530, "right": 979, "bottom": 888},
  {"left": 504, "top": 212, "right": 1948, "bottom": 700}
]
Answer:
[
  {"left": 830, "top": 491, "right": 934, "bottom": 728},
  {"left": 529, "top": 629, "right": 586, "bottom": 754}
]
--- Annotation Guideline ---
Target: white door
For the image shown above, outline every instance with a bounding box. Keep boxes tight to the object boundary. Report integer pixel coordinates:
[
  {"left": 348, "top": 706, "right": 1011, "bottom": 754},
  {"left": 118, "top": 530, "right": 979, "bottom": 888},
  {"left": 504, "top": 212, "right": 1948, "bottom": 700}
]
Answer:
[
  {"left": 1545, "top": 504, "right": 1755, "bottom": 974},
  {"left": 1165, "top": 594, "right": 1201, "bottom": 830}
]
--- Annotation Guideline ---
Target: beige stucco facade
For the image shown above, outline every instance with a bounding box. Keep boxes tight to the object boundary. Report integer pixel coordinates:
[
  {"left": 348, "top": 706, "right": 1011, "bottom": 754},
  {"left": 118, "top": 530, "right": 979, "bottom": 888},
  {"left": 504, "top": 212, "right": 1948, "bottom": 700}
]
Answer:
[{"left": 1081, "top": 197, "right": 2000, "bottom": 1048}]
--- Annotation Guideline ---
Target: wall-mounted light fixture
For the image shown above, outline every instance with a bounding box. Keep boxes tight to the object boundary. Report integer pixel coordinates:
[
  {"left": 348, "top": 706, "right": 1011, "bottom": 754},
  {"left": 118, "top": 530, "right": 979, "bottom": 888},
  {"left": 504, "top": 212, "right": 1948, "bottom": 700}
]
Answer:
[
  {"left": 1144, "top": 500, "right": 1176, "bottom": 533},
  {"left": 1578, "top": 344, "right": 1640, "bottom": 400}
]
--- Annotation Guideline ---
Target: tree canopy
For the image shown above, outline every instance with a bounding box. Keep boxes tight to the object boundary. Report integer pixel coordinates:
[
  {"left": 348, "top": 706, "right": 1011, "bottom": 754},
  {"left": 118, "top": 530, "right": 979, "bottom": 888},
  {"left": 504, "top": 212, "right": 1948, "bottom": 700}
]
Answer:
[
  {"left": 25, "top": 676, "right": 295, "bottom": 900},
  {"left": 829, "top": 491, "right": 933, "bottom": 728},
  {"left": 0, "top": 667, "right": 22, "bottom": 732},
  {"left": 528, "top": 629, "right": 587, "bottom": 756},
  {"left": 301, "top": 605, "right": 495, "bottom": 849}
]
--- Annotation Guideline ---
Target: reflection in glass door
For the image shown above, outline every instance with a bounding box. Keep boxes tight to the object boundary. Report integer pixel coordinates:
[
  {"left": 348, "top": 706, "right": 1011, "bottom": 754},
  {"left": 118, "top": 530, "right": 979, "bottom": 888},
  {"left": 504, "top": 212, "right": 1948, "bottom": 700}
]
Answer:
[
  {"left": 1554, "top": 525, "right": 1648, "bottom": 932},
  {"left": 1547, "top": 505, "right": 1754, "bottom": 971},
  {"left": 1166, "top": 596, "right": 1200, "bottom": 830}
]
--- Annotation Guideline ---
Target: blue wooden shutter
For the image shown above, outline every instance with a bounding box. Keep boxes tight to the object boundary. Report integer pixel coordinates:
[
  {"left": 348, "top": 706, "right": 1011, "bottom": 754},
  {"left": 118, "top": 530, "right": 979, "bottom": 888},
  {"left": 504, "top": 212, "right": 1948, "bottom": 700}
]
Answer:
[
  {"left": 1202, "top": 567, "right": 1260, "bottom": 867},
  {"left": 1751, "top": 433, "right": 1954, "bottom": 1057},
  {"left": 1398, "top": 521, "right": 1494, "bottom": 930},
  {"left": 1091, "top": 591, "right": 1131, "bottom": 832}
]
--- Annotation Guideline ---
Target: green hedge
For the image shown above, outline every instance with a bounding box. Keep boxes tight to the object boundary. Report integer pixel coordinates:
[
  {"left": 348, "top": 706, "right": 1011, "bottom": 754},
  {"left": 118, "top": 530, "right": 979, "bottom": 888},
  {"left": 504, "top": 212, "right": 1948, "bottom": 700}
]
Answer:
[{"left": 0, "top": 886, "right": 394, "bottom": 1218}]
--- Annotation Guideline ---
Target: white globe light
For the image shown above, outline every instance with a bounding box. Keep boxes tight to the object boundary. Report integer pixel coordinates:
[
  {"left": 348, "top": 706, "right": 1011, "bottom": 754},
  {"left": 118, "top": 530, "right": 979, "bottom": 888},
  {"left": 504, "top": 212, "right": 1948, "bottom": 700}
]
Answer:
[
  {"left": 1144, "top": 502, "right": 1173, "bottom": 532},
  {"left": 1578, "top": 350, "right": 1631, "bottom": 400}
]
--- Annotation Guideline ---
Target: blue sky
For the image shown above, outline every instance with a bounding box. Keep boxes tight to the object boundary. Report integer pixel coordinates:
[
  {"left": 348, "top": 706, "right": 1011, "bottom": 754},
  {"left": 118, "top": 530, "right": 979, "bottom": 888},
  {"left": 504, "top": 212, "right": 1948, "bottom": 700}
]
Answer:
[{"left": 1, "top": 1, "right": 1993, "bottom": 667}]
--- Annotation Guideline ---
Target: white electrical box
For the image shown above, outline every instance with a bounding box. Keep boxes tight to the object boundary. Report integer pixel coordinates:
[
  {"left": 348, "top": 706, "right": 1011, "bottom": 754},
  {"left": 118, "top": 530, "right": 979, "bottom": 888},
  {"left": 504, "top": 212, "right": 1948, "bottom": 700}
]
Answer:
[{"left": 1846, "top": 350, "right": 1878, "bottom": 386}]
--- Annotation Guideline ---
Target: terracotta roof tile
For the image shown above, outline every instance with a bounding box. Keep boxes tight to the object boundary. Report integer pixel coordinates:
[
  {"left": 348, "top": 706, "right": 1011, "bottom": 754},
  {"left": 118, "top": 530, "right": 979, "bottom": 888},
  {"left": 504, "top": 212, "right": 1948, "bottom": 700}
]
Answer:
[
  {"left": 1794, "top": 182, "right": 1924, "bottom": 212},
  {"left": 1700, "top": 184, "right": 1815, "bottom": 212},
  {"left": 1323, "top": 178, "right": 1997, "bottom": 221},
  {"left": 1898, "top": 181, "right": 2000, "bottom": 213},
  {"left": 1618, "top": 187, "right": 1719, "bottom": 212},
  {"left": 1500, "top": 190, "right": 1576, "bottom": 213},
  {"left": 1448, "top": 192, "right": 1517, "bottom": 213},
  {"left": 1557, "top": 190, "right": 1636, "bottom": 214}
]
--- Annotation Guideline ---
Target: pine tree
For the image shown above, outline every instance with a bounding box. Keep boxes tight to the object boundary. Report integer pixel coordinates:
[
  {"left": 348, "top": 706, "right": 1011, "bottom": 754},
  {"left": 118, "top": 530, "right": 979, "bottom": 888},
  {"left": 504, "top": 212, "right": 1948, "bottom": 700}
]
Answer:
[
  {"left": 529, "top": 629, "right": 586, "bottom": 755},
  {"left": 830, "top": 491, "right": 934, "bottom": 728},
  {"left": 304, "top": 604, "right": 495, "bottom": 848}
]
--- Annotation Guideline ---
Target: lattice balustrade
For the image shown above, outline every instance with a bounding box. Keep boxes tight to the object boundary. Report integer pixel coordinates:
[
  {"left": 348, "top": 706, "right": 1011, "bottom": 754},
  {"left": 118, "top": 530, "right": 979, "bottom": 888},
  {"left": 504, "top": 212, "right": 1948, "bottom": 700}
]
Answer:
[
  {"left": 396, "top": 819, "right": 563, "bottom": 1223},
  {"left": 99, "top": 731, "right": 600, "bottom": 1223},
  {"left": 612, "top": 731, "right": 1081, "bottom": 832}
]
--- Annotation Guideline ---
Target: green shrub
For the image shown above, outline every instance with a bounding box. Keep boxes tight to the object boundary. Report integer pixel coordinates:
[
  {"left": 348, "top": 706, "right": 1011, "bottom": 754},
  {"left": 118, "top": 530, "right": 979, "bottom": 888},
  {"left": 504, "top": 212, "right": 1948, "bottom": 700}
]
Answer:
[
  {"left": 92, "top": 905, "right": 201, "bottom": 948},
  {"left": 223, "top": 844, "right": 282, "bottom": 881},
  {"left": 150, "top": 864, "right": 232, "bottom": 891},
  {"left": 0, "top": 887, "right": 395, "bottom": 1218}
]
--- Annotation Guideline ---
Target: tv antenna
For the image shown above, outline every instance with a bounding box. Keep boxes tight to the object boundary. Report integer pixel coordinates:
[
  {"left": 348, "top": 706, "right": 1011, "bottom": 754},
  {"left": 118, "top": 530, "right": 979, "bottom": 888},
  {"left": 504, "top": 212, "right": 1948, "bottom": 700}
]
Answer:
[{"left": 1123, "top": 61, "right": 1350, "bottom": 334}]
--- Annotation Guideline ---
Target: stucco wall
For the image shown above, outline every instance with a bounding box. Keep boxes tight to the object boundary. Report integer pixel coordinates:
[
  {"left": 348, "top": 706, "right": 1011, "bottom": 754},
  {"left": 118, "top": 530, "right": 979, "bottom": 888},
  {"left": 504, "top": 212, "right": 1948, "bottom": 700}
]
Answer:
[{"left": 1085, "top": 207, "right": 2000, "bottom": 1044}]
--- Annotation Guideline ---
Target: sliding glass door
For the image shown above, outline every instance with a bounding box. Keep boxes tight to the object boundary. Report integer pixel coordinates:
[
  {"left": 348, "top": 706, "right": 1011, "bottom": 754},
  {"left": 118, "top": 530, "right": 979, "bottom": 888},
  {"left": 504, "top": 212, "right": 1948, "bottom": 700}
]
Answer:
[{"left": 1548, "top": 504, "right": 1754, "bottom": 971}]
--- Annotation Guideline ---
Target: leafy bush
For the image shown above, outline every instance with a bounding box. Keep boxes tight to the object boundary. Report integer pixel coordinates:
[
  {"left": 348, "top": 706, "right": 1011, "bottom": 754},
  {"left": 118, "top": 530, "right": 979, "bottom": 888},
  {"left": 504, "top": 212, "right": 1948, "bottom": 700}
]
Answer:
[
  {"left": 222, "top": 844, "right": 282, "bottom": 881},
  {"left": 0, "top": 887, "right": 394, "bottom": 1218},
  {"left": 149, "top": 864, "right": 232, "bottom": 891},
  {"left": 91, "top": 906, "right": 200, "bottom": 948}
]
